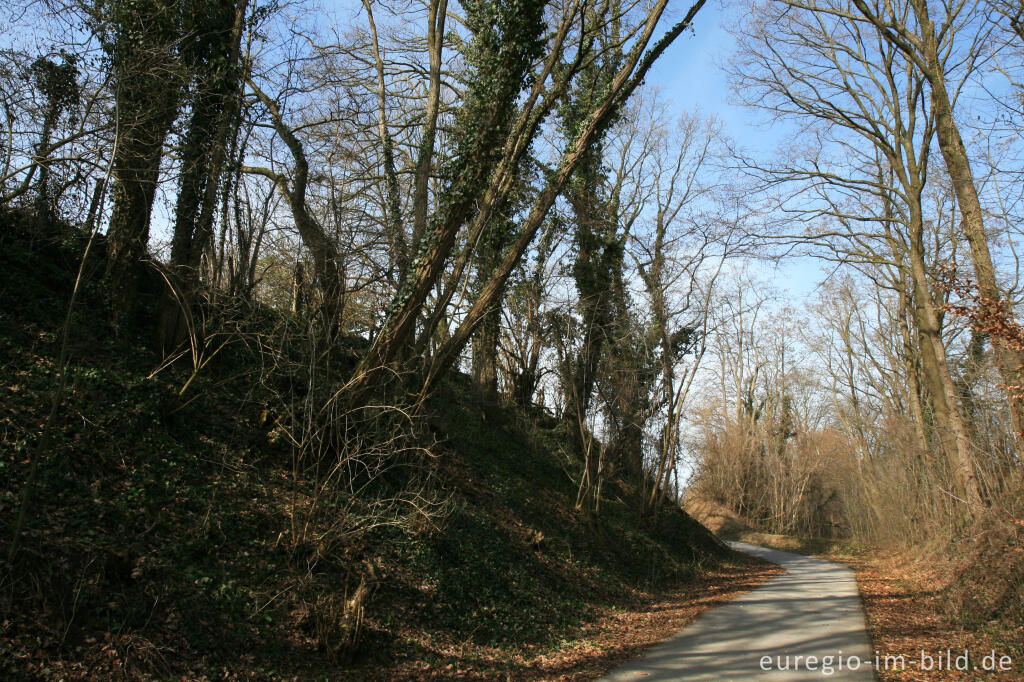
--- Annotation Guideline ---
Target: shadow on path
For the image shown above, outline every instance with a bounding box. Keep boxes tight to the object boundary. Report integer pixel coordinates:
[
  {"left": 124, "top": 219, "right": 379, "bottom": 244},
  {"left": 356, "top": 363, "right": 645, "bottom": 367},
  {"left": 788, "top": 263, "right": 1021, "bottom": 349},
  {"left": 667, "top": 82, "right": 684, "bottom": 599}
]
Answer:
[{"left": 599, "top": 541, "right": 875, "bottom": 680}]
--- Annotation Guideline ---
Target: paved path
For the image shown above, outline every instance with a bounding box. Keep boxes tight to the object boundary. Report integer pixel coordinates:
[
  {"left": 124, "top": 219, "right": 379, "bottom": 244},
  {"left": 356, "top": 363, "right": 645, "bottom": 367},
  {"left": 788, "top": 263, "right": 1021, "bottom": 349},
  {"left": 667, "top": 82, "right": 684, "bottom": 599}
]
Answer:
[{"left": 599, "top": 542, "right": 875, "bottom": 680}]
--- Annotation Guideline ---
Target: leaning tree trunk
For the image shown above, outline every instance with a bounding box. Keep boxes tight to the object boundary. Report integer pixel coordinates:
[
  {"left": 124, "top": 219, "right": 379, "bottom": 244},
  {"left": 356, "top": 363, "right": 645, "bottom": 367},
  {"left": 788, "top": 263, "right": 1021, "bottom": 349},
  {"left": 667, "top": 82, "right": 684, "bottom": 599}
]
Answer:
[
  {"left": 245, "top": 80, "right": 345, "bottom": 333},
  {"left": 357, "top": 0, "right": 707, "bottom": 407}
]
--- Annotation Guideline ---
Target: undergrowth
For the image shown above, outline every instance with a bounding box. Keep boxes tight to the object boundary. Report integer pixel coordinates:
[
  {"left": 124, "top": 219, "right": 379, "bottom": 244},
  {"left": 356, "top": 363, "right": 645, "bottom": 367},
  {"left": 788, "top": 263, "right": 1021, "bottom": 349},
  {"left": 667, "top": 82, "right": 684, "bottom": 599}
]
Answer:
[{"left": 0, "top": 223, "right": 728, "bottom": 679}]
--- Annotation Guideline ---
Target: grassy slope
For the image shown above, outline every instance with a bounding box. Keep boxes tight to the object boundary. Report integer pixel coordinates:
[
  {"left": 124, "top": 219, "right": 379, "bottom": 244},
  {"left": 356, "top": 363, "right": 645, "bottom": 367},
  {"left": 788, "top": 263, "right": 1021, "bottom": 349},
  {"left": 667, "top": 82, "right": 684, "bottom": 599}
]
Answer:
[{"left": 0, "top": 226, "right": 735, "bottom": 680}]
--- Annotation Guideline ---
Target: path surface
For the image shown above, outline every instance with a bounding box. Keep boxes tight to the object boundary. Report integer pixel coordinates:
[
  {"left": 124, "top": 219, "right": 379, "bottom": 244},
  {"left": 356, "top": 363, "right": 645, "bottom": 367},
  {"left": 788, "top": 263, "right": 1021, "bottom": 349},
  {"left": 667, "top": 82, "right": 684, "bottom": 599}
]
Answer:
[{"left": 600, "top": 542, "right": 875, "bottom": 680}]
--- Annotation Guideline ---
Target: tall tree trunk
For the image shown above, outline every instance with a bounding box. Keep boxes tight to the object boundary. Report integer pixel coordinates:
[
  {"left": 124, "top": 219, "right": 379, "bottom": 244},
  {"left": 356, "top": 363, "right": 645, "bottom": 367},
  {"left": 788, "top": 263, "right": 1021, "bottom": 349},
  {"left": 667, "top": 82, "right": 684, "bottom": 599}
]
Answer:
[
  {"left": 103, "top": 1, "right": 184, "bottom": 323},
  {"left": 562, "top": 159, "right": 619, "bottom": 428},
  {"left": 160, "top": 0, "right": 249, "bottom": 347},
  {"left": 407, "top": 0, "right": 449, "bottom": 275},
  {"left": 471, "top": 308, "right": 500, "bottom": 397},
  {"left": 104, "top": 97, "right": 179, "bottom": 320},
  {"left": 906, "top": 207, "right": 983, "bottom": 510},
  {"left": 911, "top": 0, "right": 1024, "bottom": 445},
  {"left": 897, "top": 286, "right": 931, "bottom": 451},
  {"left": 31, "top": 112, "right": 55, "bottom": 221},
  {"left": 470, "top": 205, "right": 519, "bottom": 398},
  {"left": 363, "top": 0, "right": 407, "bottom": 285}
]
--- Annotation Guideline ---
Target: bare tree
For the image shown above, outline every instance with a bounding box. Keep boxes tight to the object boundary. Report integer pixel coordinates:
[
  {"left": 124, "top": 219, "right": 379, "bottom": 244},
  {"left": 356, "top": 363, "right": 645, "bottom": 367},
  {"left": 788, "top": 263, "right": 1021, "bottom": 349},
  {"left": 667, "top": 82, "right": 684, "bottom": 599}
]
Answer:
[
  {"left": 242, "top": 76, "right": 346, "bottom": 326},
  {"left": 819, "top": 0, "right": 1024, "bottom": 445},
  {"left": 730, "top": 0, "right": 985, "bottom": 508}
]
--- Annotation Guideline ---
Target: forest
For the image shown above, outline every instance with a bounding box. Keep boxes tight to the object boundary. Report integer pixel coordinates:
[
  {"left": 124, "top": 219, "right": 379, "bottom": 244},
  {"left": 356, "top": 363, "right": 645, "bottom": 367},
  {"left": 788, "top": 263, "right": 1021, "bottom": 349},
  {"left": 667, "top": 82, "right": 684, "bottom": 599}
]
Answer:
[{"left": 1, "top": 0, "right": 1022, "bottom": 678}]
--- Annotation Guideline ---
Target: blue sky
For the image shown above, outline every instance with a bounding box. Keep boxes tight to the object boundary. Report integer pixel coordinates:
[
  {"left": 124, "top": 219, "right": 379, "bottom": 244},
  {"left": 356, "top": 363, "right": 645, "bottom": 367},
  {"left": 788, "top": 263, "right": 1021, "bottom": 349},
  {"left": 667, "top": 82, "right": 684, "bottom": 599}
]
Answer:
[
  {"left": 238, "top": 0, "right": 829, "bottom": 301},
  {"left": 645, "top": 1, "right": 827, "bottom": 303},
  {"left": 649, "top": 2, "right": 748, "bottom": 140}
]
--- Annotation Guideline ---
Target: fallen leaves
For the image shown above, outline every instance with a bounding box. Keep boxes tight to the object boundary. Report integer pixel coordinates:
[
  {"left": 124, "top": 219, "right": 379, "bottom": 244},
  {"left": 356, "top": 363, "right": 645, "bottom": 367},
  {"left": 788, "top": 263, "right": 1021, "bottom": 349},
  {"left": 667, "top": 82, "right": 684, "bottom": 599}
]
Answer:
[
  {"left": 846, "top": 552, "right": 1023, "bottom": 681},
  {"left": 366, "top": 557, "right": 783, "bottom": 681}
]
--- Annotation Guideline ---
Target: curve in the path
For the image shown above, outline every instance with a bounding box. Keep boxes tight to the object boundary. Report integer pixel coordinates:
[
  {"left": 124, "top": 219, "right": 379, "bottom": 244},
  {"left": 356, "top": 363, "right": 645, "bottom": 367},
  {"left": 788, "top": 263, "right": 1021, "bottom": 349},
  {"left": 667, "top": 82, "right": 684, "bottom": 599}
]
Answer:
[{"left": 600, "top": 541, "right": 875, "bottom": 681}]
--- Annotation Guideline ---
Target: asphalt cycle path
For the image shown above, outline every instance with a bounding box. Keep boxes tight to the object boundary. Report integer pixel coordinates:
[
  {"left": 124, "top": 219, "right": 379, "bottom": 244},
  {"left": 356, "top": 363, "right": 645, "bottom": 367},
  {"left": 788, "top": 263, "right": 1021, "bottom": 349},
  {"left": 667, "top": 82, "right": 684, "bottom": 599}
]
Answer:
[{"left": 600, "top": 541, "right": 875, "bottom": 680}]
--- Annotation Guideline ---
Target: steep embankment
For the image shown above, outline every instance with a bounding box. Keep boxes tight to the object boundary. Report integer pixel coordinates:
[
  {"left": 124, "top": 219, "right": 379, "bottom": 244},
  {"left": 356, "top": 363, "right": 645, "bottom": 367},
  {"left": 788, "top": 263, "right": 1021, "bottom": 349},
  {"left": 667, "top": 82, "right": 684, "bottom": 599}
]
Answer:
[{"left": 0, "top": 222, "right": 759, "bottom": 680}]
